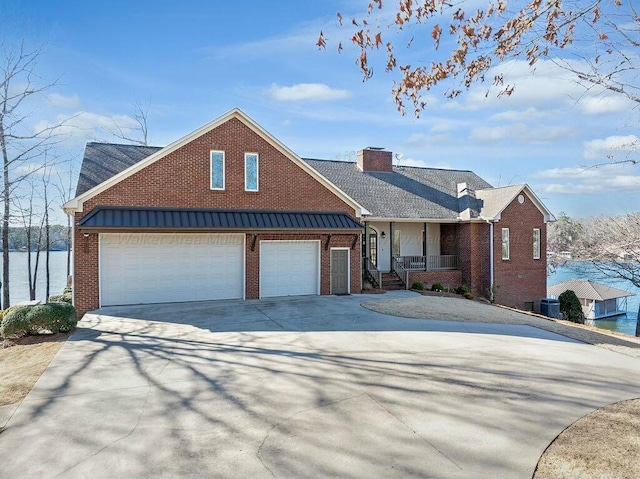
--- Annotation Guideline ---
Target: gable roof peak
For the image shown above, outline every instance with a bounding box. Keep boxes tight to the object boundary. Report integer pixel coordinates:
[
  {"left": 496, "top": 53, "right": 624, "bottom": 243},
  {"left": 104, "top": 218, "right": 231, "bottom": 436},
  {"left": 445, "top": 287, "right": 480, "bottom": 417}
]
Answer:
[{"left": 65, "top": 108, "right": 369, "bottom": 217}]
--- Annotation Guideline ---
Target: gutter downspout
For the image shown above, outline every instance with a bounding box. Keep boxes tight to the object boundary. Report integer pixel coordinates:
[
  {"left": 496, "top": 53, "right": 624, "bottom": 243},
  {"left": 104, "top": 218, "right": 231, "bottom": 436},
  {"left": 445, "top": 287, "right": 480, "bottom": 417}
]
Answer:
[{"left": 480, "top": 216, "right": 494, "bottom": 302}]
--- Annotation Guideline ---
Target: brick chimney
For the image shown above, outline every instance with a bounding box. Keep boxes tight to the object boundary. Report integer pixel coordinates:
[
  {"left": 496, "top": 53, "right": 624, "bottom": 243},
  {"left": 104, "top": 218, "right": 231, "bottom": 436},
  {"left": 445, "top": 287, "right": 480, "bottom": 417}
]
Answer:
[{"left": 357, "top": 147, "right": 393, "bottom": 172}]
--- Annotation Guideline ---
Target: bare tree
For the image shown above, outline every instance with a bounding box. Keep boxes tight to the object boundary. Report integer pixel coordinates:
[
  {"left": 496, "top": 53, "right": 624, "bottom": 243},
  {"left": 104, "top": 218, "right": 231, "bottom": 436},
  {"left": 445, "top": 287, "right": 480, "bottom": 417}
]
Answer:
[
  {"left": 0, "top": 41, "right": 63, "bottom": 308},
  {"left": 107, "top": 100, "right": 150, "bottom": 146},
  {"left": 43, "top": 168, "right": 51, "bottom": 300},
  {"left": 54, "top": 161, "right": 75, "bottom": 280},
  {"left": 14, "top": 179, "right": 45, "bottom": 301},
  {"left": 319, "top": 1, "right": 638, "bottom": 115},
  {"left": 573, "top": 213, "right": 640, "bottom": 336}
]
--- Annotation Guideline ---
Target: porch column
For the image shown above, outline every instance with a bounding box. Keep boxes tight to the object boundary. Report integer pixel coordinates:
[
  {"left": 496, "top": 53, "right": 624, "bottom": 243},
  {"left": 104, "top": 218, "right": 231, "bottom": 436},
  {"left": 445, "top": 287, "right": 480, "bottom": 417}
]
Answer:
[
  {"left": 424, "top": 223, "right": 429, "bottom": 271},
  {"left": 389, "top": 221, "right": 395, "bottom": 271},
  {"left": 364, "top": 221, "right": 370, "bottom": 269}
]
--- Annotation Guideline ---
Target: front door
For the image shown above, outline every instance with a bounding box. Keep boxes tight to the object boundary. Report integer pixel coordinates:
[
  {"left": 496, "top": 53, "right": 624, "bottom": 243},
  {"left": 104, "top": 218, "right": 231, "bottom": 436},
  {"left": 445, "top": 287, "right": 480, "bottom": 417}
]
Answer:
[{"left": 330, "top": 249, "right": 349, "bottom": 295}]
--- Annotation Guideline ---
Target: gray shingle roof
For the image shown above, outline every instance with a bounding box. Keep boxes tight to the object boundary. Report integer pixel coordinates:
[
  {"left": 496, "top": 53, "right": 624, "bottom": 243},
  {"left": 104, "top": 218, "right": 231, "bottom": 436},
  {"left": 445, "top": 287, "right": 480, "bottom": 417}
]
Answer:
[
  {"left": 76, "top": 143, "right": 499, "bottom": 221},
  {"left": 75, "top": 143, "right": 162, "bottom": 197},
  {"left": 78, "top": 207, "right": 363, "bottom": 230},
  {"left": 302, "top": 159, "right": 492, "bottom": 219},
  {"left": 476, "top": 185, "right": 525, "bottom": 219}
]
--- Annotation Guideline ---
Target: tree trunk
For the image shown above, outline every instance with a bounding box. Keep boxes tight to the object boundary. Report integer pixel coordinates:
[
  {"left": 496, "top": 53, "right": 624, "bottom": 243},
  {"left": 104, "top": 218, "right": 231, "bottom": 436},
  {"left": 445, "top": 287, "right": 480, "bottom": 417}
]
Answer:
[
  {"left": 1, "top": 120, "right": 9, "bottom": 309},
  {"left": 27, "top": 226, "right": 34, "bottom": 300},
  {"left": 66, "top": 216, "right": 71, "bottom": 279},
  {"left": 45, "top": 188, "right": 50, "bottom": 300}
]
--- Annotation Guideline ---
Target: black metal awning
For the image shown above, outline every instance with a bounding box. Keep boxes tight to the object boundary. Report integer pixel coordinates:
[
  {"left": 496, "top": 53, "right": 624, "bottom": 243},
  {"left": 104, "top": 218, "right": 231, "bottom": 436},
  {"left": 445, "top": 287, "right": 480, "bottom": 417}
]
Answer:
[{"left": 78, "top": 206, "right": 363, "bottom": 231}]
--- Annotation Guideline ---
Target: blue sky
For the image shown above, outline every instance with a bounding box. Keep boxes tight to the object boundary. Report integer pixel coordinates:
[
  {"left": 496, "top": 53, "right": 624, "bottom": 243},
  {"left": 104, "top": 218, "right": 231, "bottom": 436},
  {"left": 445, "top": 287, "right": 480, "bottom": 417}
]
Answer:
[{"left": 3, "top": 0, "right": 639, "bottom": 221}]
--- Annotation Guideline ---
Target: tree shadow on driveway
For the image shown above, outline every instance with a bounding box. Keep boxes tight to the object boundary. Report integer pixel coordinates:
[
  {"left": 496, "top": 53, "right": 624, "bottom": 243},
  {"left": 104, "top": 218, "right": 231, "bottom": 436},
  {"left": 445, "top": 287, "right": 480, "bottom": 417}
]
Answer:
[{"left": 1, "top": 295, "right": 639, "bottom": 479}]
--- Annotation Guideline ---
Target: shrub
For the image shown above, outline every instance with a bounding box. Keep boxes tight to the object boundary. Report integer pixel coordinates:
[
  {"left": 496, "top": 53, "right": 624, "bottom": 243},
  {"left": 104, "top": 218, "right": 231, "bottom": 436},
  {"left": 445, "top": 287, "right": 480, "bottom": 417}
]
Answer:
[
  {"left": 0, "top": 306, "right": 33, "bottom": 338},
  {"left": 455, "top": 285, "right": 470, "bottom": 295},
  {"left": 431, "top": 282, "right": 445, "bottom": 292},
  {"left": 27, "top": 303, "right": 78, "bottom": 334},
  {"left": 0, "top": 303, "right": 77, "bottom": 339},
  {"left": 412, "top": 281, "right": 425, "bottom": 290},
  {"left": 558, "top": 290, "right": 585, "bottom": 324},
  {"left": 48, "top": 291, "right": 72, "bottom": 304}
]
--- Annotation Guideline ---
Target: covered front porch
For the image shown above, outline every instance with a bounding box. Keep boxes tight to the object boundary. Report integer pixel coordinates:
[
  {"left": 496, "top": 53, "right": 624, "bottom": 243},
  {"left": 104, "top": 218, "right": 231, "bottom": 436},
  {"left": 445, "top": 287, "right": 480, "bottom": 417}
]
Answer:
[{"left": 363, "top": 220, "right": 461, "bottom": 288}]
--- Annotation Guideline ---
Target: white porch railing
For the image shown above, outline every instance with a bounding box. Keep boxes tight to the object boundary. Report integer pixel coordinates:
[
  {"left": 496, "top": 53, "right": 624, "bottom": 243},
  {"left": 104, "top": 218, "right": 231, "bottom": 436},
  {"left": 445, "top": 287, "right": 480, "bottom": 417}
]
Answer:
[
  {"left": 364, "top": 257, "right": 382, "bottom": 288},
  {"left": 392, "top": 257, "right": 409, "bottom": 289},
  {"left": 393, "top": 255, "right": 459, "bottom": 271}
]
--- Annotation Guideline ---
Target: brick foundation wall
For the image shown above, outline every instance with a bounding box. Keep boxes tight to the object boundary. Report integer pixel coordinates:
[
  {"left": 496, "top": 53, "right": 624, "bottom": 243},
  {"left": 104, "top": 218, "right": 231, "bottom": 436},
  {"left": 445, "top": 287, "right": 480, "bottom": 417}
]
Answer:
[
  {"left": 493, "top": 192, "right": 547, "bottom": 312},
  {"left": 73, "top": 117, "right": 361, "bottom": 316},
  {"left": 408, "top": 271, "right": 462, "bottom": 291}
]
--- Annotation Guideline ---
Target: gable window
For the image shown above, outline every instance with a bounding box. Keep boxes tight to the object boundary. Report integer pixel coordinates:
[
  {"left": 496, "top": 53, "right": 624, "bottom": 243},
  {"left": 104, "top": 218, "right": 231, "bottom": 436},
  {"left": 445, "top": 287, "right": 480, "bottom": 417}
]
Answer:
[
  {"left": 502, "top": 228, "right": 510, "bottom": 260},
  {"left": 533, "top": 228, "right": 541, "bottom": 260},
  {"left": 210, "top": 151, "right": 225, "bottom": 190},
  {"left": 245, "top": 153, "right": 259, "bottom": 191}
]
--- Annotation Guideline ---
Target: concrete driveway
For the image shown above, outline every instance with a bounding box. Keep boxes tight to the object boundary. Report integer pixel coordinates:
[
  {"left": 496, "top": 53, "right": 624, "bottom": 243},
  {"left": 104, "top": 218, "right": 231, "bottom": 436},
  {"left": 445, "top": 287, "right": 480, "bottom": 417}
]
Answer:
[{"left": 1, "top": 292, "right": 640, "bottom": 479}]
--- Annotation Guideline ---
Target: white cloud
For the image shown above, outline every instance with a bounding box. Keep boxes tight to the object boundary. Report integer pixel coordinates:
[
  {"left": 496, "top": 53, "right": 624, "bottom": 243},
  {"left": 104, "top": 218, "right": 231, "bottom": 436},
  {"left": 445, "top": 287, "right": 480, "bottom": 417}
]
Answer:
[
  {"left": 489, "top": 107, "right": 548, "bottom": 122},
  {"left": 469, "top": 123, "right": 575, "bottom": 144},
  {"left": 534, "top": 166, "right": 601, "bottom": 179},
  {"left": 397, "top": 156, "right": 454, "bottom": 169},
  {"left": 47, "top": 93, "right": 82, "bottom": 109},
  {"left": 580, "top": 96, "right": 632, "bottom": 115},
  {"left": 404, "top": 132, "right": 453, "bottom": 148},
  {"left": 269, "top": 83, "right": 350, "bottom": 102},
  {"left": 534, "top": 162, "right": 640, "bottom": 194},
  {"left": 34, "top": 111, "right": 139, "bottom": 144},
  {"left": 583, "top": 135, "right": 639, "bottom": 160},
  {"left": 455, "top": 59, "right": 636, "bottom": 115}
]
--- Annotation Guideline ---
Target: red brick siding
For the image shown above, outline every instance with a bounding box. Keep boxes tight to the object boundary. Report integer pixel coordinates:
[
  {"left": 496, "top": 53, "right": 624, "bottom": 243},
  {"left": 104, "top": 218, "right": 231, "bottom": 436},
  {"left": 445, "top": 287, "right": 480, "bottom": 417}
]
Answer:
[
  {"left": 357, "top": 149, "right": 393, "bottom": 172},
  {"left": 73, "top": 226, "right": 99, "bottom": 315},
  {"left": 493, "top": 192, "right": 547, "bottom": 312},
  {"left": 74, "top": 117, "right": 360, "bottom": 315},
  {"left": 440, "top": 224, "right": 458, "bottom": 256},
  {"left": 82, "top": 118, "right": 354, "bottom": 213},
  {"left": 471, "top": 222, "right": 491, "bottom": 298},
  {"left": 459, "top": 223, "right": 491, "bottom": 297},
  {"left": 408, "top": 271, "right": 462, "bottom": 291}
]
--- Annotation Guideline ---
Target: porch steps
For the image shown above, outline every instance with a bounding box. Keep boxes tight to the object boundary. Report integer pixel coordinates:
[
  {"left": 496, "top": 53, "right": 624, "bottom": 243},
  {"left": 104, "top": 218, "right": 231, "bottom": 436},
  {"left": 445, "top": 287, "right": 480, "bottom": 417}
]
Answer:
[{"left": 381, "top": 273, "right": 405, "bottom": 291}]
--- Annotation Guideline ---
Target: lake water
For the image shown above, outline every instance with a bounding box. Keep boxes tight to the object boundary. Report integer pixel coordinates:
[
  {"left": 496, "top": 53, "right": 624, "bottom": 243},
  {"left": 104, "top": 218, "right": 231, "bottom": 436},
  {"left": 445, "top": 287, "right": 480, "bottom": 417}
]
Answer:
[
  {"left": 0, "top": 251, "right": 69, "bottom": 306},
  {"left": 3, "top": 252, "right": 637, "bottom": 337},
  {"left": 548, "top": 262, "right": 639, "bottom": 337}
]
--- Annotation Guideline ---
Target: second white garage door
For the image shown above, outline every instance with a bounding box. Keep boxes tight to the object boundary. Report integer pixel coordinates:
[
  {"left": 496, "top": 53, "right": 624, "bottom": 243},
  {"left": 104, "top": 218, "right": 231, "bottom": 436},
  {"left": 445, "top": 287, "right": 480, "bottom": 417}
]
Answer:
[
  {"left": 100, "top": 233, "right": 244, "bottom": 306},
  {"left": 260, "top": 240, "right": 320, "bottom": 298}
]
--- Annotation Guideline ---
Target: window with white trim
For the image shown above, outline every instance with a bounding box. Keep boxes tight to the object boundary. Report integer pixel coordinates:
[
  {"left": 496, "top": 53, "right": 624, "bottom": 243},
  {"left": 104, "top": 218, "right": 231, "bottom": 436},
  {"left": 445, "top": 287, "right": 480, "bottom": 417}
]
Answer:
[
  {"left": 533, "top": 228, "right": 541, "bottom": 259},
  {"left": 210, "top": 151, "right": 225, "bottom": 190},
  {"left": 502, "top": 228, "right": 510, "bottom": 260},
  {"left": 245, "top": 153, "right": 259, "bottom": 191}
]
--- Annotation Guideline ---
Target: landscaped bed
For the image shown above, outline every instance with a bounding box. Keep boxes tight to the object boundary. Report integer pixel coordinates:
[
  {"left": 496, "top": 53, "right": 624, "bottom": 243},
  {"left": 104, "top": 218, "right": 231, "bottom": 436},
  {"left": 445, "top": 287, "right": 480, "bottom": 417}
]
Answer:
[
  {"left": 0, "top": 333, "right": 69, "bottom": 407},
  {"left": 0, "top": 295, "right": 77, "bottom": 411}
]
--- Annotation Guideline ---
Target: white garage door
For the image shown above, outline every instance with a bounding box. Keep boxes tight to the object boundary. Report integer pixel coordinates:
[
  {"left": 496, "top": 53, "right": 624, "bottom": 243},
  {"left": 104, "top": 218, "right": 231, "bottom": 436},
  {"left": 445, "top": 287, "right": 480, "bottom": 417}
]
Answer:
[
  {"left": 260, "top": 241, "right": 319, "bottom": 298},
  {"left": 100, "top": 233, "right": 244, "bottom": 306}
]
